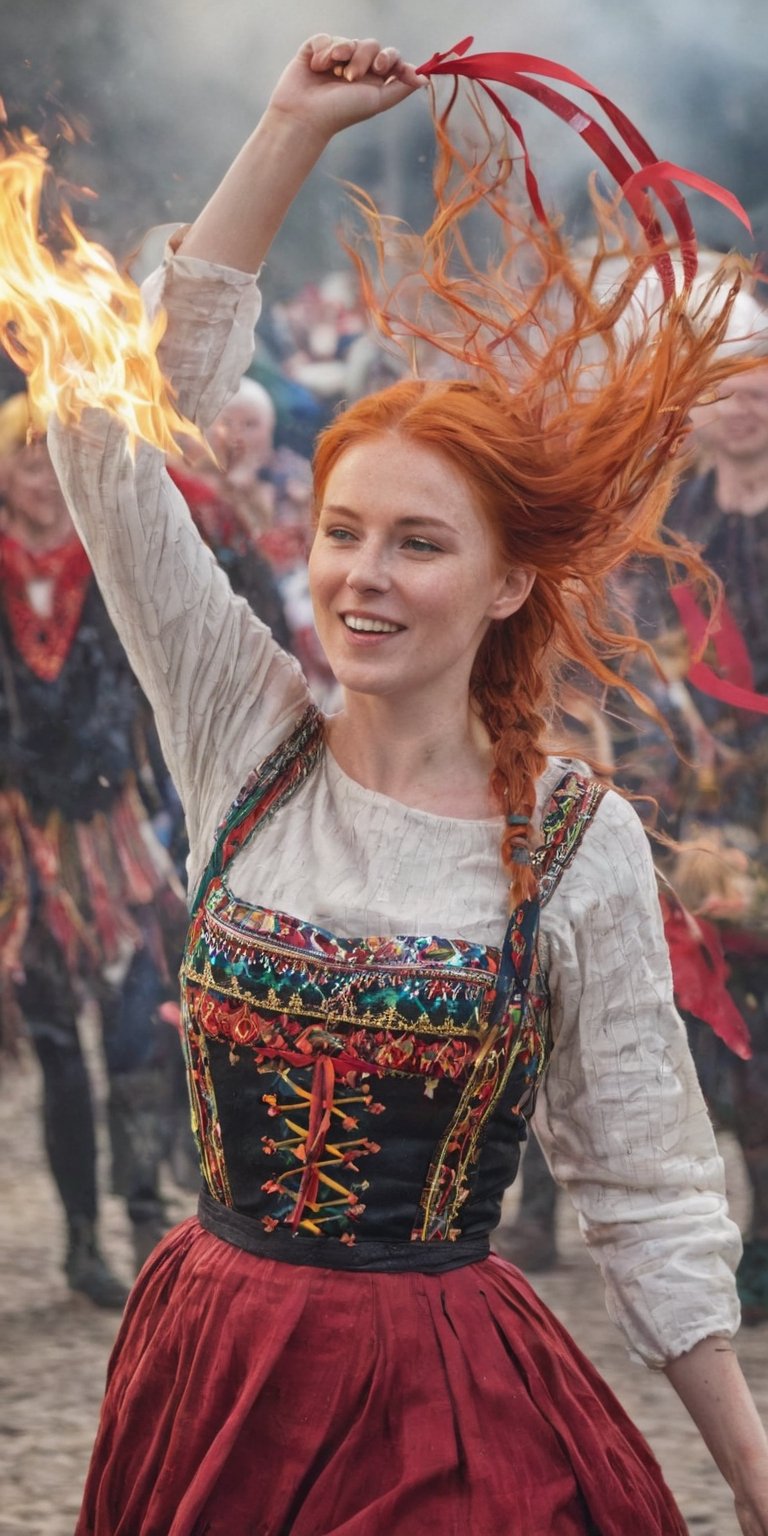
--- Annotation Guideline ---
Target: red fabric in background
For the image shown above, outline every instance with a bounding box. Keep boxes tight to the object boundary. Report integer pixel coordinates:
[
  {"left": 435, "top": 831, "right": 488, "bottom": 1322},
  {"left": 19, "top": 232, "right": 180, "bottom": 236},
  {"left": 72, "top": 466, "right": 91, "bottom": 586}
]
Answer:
[
  {"left": 661, "top": 893, "right": 753, "bottom": 1060},
  {"left": 76, "top": 1221, "right": 687, "bottom": 1536},
  {"left": 417, "top": 39, "right": 751, "bottom": 296},
  {"left": 670, "top": 584, "right": 768, "bottom": 717}
]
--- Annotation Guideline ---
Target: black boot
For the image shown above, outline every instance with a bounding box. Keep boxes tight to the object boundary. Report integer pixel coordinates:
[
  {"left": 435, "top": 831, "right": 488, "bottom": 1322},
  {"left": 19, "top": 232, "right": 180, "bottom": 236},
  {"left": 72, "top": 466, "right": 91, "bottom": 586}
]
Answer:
[
  {"left": 109, "top": 1066, "right": 171, "bottom": 1274},
  {"left": 65, "top": 1216, "right": 130, "bottom": 1309}
]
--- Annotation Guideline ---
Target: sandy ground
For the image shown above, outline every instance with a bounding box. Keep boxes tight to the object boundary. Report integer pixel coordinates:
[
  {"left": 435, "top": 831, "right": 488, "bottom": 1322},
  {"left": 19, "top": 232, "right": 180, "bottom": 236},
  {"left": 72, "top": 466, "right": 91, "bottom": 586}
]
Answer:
[{"left": 1, "top": 1024, "right": 766, "bottom": 1536}]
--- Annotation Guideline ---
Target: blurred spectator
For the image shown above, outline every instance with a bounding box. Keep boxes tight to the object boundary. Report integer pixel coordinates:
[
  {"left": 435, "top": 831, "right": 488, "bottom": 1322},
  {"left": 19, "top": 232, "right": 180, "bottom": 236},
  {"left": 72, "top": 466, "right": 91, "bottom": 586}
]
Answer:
[
  {"left": 178, "top": 378, "right": 340, "bottom": 708},
  {"left": 264, "top": 271, "right": 364, "bottom": 406},
  {"left": 0, "top": 394, "right": 188, "bottom": 1307},
  {"left": 653, "top": 353, "right": 768, "bottom": 1326},
  {"left": 207, "top": 377, "right": 313, "bottom": 532}
]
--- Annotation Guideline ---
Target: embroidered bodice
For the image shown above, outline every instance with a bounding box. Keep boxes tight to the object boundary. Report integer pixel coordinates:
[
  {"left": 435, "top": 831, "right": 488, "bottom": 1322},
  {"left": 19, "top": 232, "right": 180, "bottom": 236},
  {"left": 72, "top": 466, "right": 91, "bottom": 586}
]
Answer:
[{"left": 182, "top": 707, "right": 604, "bottom": 1265}]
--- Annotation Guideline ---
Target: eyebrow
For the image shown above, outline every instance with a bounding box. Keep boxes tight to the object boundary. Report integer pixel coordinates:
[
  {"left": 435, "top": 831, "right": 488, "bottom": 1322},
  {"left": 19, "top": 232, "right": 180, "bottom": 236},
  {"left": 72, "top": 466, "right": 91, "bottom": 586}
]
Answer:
[{"left": 321, "top": 503, "right": 457, "bottom": 533}]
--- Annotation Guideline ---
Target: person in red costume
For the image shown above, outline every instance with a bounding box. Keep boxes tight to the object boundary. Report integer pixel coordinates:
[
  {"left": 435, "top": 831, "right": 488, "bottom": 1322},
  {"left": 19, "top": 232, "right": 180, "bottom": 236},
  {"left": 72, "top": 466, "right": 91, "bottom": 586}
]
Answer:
[
  {"left": 37, "top": 32, "right": 768, "bottom": 1536},
  {"left": 638, "top": 350, "right": 768, "bottom": 1328},
  {"left": 0, "top": 395, "right": 187, "bottom": 1307}
]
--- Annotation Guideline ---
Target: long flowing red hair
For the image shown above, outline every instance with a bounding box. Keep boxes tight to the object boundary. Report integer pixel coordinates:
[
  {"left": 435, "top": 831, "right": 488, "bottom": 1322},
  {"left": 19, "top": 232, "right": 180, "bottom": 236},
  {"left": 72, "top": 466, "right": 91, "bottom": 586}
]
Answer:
[{"left": 312, "top": 81, "right": 759, "bottom": 907}]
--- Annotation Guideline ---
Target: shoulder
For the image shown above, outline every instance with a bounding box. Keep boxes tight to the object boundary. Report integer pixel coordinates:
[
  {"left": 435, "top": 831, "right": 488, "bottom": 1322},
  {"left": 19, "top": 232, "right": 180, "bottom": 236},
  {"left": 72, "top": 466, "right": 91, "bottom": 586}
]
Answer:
[
  {"left": 538, "top": 757, "right": 645, "bottom": 834},
  {"left": 541, "top": 763, "right": 654, "bottom": 896},
  {"left": 536, "top": 762, "right": 651, "bottom": 910},
  {"left": 534, "top": 754, "right": 592, "bottom": 825}
]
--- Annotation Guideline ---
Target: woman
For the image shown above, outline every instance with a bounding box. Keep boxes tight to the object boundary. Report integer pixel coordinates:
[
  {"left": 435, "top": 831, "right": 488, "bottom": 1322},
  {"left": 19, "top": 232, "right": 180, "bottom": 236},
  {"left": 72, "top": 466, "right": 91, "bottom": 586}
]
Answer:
[{"left": 47, "top": 33, "right": 768, "bottom": 1536}]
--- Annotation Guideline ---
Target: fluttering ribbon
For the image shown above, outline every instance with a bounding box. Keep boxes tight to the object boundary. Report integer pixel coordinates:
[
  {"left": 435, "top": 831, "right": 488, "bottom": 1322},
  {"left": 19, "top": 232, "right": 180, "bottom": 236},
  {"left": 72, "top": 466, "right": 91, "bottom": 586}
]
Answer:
[{"left": 417, "top": 38, "right": 752, "bottom": 297}]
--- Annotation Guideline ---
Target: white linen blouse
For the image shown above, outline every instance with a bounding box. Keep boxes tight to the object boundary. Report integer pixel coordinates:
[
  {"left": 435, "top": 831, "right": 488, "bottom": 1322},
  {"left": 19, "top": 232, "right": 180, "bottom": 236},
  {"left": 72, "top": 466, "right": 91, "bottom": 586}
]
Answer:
[{"left": 48, "top": 247, "right": 742, "bottom": 1368}]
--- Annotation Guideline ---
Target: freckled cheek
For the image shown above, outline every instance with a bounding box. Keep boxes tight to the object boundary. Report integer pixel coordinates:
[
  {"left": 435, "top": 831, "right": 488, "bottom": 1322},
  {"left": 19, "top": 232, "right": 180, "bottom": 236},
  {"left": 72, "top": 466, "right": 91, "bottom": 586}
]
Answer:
[{"left": 306, "top": 555, "right": 343, "bottom": 631}]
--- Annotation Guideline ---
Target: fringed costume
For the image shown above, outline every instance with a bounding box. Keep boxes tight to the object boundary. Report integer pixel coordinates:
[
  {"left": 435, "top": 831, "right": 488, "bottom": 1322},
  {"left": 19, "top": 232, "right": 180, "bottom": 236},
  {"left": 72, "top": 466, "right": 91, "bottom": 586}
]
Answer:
[{"left": 0, "top": 521, "right": 187, "bottom": 1292}]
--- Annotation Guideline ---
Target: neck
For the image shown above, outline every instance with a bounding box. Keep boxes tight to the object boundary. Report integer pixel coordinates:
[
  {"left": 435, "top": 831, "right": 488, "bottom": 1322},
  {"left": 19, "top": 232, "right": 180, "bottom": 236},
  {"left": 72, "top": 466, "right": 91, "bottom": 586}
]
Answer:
[
  {"left": 327, "top": 688, "right": 497, "bottom": 818},
  {"left": 713, "top": 456, "right": 768, "bottom": 517},
  {"left": 3, "top": 514, "right": 75, "bottom": 556}
]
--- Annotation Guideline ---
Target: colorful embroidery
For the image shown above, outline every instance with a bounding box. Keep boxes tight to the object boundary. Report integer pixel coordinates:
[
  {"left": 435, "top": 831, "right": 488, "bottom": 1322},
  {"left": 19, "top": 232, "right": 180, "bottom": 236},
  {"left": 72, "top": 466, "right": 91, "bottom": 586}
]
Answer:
[
  {"left": 182, "top": 988, "right": 232, "bottom": 1206},
  {"left": 191, "top": 704, "right": 324, "bottom": 911},
  {"left": 189, "top": 886, "right": 499, "bottom": 1039},
  {"left": 413, "top": 896, "right": 548, "bottom": 1242},
  {"left": 533, "top": 772, "right": 607, "bottom": 905},
  {"left": 181, "top": 712, "right": 606, "bottom": 1241}
]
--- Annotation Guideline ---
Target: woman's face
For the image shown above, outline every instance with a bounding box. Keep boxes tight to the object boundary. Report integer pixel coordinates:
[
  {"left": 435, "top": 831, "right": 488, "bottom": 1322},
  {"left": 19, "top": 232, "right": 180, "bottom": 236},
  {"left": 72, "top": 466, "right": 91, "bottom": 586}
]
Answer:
[{"left": 308, "top": 433, "right": 532, "bottom": 706}]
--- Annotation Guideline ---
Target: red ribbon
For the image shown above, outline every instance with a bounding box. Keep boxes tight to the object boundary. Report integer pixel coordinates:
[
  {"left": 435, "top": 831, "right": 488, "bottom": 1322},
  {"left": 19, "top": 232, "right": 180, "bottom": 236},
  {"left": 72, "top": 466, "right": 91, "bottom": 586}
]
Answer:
[
  {"left": 670, "top": 583, "right": 768, "bottom": 716},
  {"left": 417, "top": 38, "right": 752, "bottom": 297},
  {"left": 290, "top": 1054, "right": 337, "bottom": 1231}
]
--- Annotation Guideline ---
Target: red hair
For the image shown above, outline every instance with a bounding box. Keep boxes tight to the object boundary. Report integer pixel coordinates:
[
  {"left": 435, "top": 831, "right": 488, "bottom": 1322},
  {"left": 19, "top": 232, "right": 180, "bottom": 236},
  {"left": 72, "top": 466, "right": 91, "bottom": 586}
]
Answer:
[{"left": 312, "top": 82, "right": 757, "bottom": 908}]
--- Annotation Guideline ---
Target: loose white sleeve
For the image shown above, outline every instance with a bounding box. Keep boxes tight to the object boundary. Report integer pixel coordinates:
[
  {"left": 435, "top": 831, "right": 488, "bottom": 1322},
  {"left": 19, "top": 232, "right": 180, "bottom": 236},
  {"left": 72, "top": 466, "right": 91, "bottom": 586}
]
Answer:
[
  {"left": 535, "top": 790, "right": 742, "bottom": 1367},
  {"left": 48, "top": 253, "right": 311, "bottom": 885}
]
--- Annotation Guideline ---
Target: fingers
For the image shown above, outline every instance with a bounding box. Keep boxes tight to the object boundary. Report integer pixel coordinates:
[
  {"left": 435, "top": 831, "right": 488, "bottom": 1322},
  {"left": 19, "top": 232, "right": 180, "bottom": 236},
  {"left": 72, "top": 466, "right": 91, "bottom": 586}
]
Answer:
[
  {"left": 337, "top": 39, "right": 393, "bottom": 81},
  {"left": 303, "top": 34, "right": 426, "bottom": 89},
  {"left": 389, "top": 59, "right": 429, "bottom": 91}
]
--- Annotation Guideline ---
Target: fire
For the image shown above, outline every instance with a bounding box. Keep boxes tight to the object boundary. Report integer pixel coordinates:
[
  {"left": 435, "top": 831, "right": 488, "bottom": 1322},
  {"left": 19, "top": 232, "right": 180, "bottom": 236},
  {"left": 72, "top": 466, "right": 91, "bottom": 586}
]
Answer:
[{"left": 0, "top": 128, "right": 195, "bottom": 452}]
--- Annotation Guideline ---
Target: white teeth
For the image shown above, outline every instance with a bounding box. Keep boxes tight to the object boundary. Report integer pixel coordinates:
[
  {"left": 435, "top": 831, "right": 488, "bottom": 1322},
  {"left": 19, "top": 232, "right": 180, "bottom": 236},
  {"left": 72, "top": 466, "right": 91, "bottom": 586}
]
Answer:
[{"left": 343, "top": 616, "right": 401, "bottom": 634}]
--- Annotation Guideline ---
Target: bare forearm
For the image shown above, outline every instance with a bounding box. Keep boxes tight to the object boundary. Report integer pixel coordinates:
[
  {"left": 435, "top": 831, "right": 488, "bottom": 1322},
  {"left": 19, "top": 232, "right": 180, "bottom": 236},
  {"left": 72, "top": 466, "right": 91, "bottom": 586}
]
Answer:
[
  {"left": 177, "top": 35, "right": 423, "bottom": 274},
  {"left": 664, "top": 1334, "right": 768, "bottom": 1530},
  {"left": 179, "top": 108, "right": 330, "bottom": 273}
]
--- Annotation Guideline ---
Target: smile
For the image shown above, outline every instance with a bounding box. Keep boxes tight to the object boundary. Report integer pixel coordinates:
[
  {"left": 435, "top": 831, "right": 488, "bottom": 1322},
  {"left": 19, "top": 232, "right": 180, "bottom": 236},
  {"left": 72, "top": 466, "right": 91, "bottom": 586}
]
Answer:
[{"left": 342, "top": 615, "right": 404, "bottom": 634}]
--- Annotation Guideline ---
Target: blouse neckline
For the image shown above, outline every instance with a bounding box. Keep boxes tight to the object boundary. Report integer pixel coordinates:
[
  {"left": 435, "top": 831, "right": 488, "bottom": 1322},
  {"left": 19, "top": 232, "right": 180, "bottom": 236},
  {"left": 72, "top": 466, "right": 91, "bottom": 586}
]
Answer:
[
  {"left": 321, "top": 735, "right": 504, "bottom": 831},
  {"left": 322, "top": 732, "right": 573, "bottom": 835}
]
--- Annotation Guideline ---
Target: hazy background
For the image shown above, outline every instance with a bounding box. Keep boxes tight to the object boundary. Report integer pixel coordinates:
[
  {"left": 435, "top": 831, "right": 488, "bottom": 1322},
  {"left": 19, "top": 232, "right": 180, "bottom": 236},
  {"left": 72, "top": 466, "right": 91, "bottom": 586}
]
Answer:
[{"left": 2, "top": 0, "right": 767, "bottom": 298}]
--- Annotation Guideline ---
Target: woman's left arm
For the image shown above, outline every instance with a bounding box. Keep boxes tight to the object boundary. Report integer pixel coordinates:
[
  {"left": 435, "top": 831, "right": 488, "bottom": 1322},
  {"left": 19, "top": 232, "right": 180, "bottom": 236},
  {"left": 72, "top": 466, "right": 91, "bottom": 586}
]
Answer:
[
  {"left": 534, "top": 788, "right": 768, "bottom": 1533},
  {"left": 664, "top": 1337, "right": 768, "bottom": 1536}
]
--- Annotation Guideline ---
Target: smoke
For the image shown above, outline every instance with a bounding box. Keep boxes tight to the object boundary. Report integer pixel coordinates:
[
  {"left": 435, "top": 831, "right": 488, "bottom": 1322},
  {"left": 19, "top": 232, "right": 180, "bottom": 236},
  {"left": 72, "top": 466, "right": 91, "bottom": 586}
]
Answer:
[{"left": 2, "top": 0, "right": 767, "bottom": 284}]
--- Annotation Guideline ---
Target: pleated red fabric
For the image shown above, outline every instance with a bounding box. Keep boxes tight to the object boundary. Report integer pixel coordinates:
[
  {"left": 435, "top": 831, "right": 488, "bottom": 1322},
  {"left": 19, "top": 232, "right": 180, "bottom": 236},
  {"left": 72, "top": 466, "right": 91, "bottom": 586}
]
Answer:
[{"left": 77, "top": 1219, "right": 687, "bottom": 1536}]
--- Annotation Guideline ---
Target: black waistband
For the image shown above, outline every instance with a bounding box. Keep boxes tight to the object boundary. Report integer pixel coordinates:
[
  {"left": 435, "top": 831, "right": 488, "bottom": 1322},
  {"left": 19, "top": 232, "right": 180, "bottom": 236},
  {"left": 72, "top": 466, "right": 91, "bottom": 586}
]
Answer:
[{"left": 197, "top": 1190, "right": 490, "bottom": 1274}]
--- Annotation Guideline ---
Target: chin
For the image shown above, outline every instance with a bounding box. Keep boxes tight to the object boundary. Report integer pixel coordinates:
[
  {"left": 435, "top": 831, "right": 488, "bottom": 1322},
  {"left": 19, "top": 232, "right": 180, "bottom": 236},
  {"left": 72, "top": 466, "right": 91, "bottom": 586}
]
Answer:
[{"left": 333, "top": 667, "right": 401, "bottom": 698}]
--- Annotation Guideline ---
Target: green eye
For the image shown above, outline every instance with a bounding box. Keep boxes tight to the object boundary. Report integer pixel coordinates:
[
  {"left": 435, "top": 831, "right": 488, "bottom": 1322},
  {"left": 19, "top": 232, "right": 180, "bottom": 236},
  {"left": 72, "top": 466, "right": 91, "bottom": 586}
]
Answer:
[{"left": 404, "top": 537, "right": 441, "bottom": 553}]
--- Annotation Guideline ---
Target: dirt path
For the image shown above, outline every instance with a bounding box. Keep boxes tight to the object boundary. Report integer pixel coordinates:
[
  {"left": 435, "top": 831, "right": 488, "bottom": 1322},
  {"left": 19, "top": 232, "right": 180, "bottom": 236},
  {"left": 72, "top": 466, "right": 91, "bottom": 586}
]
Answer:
[{"left": 1, "top": 1038, "right": 765, "bottom": 1535}]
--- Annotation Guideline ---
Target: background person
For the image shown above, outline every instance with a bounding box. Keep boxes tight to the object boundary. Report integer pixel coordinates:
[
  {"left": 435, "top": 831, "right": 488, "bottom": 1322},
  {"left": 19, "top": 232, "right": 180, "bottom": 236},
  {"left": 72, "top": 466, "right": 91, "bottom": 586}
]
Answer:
[
  {"left": 647, "top": 354, "right": 768, "bottom": 1327},
  {"left": 0, "top": 395, "right": 187, "bottom": 1305}
]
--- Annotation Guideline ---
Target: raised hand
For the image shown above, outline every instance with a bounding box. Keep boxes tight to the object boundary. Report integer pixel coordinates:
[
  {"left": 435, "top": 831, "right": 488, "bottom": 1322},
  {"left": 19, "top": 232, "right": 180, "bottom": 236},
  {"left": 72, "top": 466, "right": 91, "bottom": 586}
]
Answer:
[
  {"left": 267, "top": 34, "right": 427, "bottom": 140},
  {"left": 180, "top": 35, "right": 425, "bottom": 272}
]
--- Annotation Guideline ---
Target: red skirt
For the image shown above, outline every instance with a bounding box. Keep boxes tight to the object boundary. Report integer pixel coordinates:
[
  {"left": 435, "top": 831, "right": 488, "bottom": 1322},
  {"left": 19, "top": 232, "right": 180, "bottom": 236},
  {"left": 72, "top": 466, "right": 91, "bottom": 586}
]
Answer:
[{"left": 77, "top": 1219, "right": 686, "bottom": 1536}]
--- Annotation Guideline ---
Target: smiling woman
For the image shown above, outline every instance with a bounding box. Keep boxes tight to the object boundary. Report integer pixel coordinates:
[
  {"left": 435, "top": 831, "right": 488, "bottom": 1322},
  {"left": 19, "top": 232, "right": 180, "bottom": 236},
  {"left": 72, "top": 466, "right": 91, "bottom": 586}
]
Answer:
[
  {"left": 38, "top": 28, "right": 768, "bottom": 1536},
  {"left": 310, "top": 431, "right": 534, "bottom": 823}
]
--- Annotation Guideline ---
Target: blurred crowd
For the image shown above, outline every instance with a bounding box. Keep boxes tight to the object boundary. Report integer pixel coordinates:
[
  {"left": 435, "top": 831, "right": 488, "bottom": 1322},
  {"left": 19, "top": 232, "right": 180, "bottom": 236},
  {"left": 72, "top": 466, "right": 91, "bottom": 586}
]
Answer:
[{"left": 1, "top": 257, "right": 768, "bottom": 1329}]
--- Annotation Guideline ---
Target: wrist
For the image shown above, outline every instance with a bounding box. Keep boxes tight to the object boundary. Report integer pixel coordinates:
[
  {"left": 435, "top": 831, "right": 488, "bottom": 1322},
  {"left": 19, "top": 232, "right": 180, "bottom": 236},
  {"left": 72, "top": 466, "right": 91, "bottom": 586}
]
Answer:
[
  {"left": 728, "top": 1441, "right": 768, "bottom": 1493},
  {"left": 260, "top": 102, "right": 333, "bottom": 158}
]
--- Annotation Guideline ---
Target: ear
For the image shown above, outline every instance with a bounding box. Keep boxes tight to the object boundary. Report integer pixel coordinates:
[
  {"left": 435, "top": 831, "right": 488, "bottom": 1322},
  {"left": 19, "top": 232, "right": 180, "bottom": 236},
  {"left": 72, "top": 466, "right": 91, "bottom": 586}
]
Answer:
[{"left": 486, "top": 565, "right": 535, "bottom": 622}]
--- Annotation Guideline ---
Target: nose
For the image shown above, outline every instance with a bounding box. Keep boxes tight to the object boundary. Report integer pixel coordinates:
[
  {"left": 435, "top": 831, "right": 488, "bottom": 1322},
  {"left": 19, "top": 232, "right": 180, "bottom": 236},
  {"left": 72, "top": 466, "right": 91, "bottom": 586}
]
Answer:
[{"left": 344, "top": 539, "right": 391, "bottom": 595}]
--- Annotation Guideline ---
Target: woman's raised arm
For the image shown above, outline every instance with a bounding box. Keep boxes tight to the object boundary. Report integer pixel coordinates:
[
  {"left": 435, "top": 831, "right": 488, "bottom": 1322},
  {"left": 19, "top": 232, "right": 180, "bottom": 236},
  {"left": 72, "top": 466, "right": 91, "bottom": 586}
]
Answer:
[
  {"left": 48, "top": 37, "right": 423, "bottom": 882},
  {"left": 179, "top": 36, "right": 425, "bottom": 273}
]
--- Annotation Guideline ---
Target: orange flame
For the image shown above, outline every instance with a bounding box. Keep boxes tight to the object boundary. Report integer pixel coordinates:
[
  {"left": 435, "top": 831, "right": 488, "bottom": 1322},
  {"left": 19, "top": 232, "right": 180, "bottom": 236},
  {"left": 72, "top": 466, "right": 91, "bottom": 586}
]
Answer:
[{"left": 0, "top": 129, "right": 195, "bottom": 452}]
